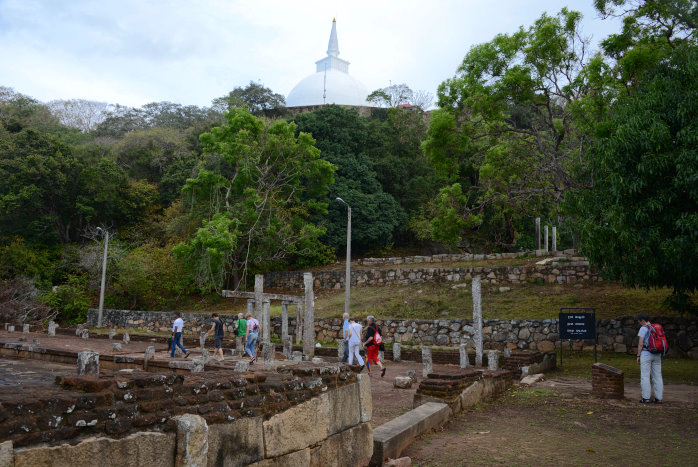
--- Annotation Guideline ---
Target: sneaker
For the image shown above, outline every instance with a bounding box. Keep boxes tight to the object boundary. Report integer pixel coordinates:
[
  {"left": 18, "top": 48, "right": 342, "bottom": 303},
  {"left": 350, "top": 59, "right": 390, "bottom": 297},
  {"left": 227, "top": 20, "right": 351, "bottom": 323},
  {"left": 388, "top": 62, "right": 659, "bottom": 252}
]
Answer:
[
  {"left": 381, "top": 367, "right": 386, "bottom": 377},
  {"left": 184, "top": 351, "right": 190, "bottom": 359},
  {"left": 640, "top": 398, "right": 651, "bottom": 403}
]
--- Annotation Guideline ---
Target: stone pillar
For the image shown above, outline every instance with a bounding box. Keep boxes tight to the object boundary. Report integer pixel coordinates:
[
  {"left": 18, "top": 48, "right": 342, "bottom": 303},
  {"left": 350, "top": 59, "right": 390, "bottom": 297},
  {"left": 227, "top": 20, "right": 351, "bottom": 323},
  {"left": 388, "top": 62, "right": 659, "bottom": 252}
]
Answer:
[
  {"left": 552, "top": 226, "right": 557, "bottom": 252},
  {"left": 22, "top": 324, "right": 30, "bottom": 334},
  {"left": 535, "top": 217, "right": 541, "bottom": 250},
  {"left": 77, "top": 351, "right": 99, "bottom": 376},
  {"left": 459, "top": 344, "right": 469, "bottom": 369},
  {"left": 393, "top": 343, "right": 402, "bottom": 362},
  {"left": 236, "top": 335, "right": 244, "bottom": 356},
  {"left": 113, "top": 343, "right": 122, "bottom": 351},
  {"left": 281, "top": 301, "right": 289, "bottom": 343},
  {"left": 262, "top": 299, "right": 271, "bottom": 344},
  {"left": 338, "top": 340, "right": 346, "bottom": 361},
  {"left": 6, "top": 325, "right": 13, "bottom": 333},
  {"left": 32, "top": 338, "right": 40, "bottom": 346},
  {"left": 247, "top": 299, "right": 255, "bottom": 318},
  {"left": 144, "top": 346, "right": 156, "bottom": 370},
  {"left": 108, "top": 328, "right": 115, "bottom": 340},
  {"left": 488, "top": 350, "right": 499, "bottom": 371},
  {"left": 75, "top": 324, "right": 84, "bottom": 336},
  {"left": 173, "top": 414, "right": 209, "bottom": 467},
  {"left": 48, "top": 321, "right": 57, "bottom": 336},
  {"left": 199, "top": 332, "right": 207, "bottom": 349},
  {"left": 254, "top": 274, "right": 264, "bottom": 320},
  {"left": 544, "top": 225, "right": 549, "bottom": 252},
  {"left": 81, "top": 329, "right": 89, "bottom": 340},
  {"left": 303, "top": 273, "right": 315, "bottom": 357},
  {"left": 283, "top": 336, "right": 293, "bottom": 358},
  {"left": 263, "top": 343, "right": 275, "bottom": 370},
  {"left": 122, "top": 332, "right": 130, "bottom": 345},
  {"left": 291, "top": 350, "right": 303, "bottom": 363},
  {"left": 295, "top": 302, "right": 303, "bottom": 345},
  {"left": 473, "top": 276, "right": 483, "bottom": 367},
  {"left": 422, "top": 347, "right": 433, "bottom": 377},
  {"left": 200, "top": 348, "right": 210, "bottom": 364}
]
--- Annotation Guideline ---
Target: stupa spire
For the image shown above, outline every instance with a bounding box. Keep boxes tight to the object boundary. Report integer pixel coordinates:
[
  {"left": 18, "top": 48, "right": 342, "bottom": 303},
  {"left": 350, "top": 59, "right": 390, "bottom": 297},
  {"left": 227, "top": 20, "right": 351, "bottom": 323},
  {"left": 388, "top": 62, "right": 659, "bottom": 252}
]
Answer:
[{"left": 327, "top": 18, "right": 339, "bottom": 57}]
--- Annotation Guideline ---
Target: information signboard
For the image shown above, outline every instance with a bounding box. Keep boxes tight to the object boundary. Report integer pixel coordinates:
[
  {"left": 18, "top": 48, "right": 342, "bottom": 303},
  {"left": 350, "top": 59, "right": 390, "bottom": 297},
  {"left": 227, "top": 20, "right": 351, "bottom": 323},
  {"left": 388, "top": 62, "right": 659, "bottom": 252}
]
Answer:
[{"left": 559, "top": 312, "right": 596, "bottom": 340}]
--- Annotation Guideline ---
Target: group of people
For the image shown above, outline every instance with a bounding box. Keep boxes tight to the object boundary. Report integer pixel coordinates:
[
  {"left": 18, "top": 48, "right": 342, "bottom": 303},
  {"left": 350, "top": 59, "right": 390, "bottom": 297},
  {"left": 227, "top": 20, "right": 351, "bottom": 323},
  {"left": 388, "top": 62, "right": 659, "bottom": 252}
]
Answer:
[
  {"left": 342, "top": 314, "right": 386, "bottom": 377},
  {"left": 169, "top": 312, "right": 259, "bottom": 363}
]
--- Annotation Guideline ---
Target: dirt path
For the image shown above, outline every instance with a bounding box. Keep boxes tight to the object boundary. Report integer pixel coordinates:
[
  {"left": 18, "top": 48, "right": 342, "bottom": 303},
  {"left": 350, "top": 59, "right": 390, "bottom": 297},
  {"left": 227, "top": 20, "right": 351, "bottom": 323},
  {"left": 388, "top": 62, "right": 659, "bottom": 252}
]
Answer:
[{"left": 403, "top": 378, "right": 698, "bottom": 466}]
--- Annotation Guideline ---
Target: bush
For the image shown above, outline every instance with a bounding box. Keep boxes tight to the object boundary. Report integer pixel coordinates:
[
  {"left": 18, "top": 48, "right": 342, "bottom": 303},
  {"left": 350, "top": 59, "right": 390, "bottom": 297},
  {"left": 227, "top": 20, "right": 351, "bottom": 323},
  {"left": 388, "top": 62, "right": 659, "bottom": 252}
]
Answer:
[{"left": 41, "top": 275, "right": 90, "bottom": 323}]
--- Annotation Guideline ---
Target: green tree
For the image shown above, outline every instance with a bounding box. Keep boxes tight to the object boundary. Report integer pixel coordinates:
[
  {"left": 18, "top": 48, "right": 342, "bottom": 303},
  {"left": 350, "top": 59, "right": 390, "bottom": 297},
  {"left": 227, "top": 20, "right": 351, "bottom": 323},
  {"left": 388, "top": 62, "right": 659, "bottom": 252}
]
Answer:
[
  {"left": 293, "top": 105, "right": 406, "bottom": 253},
  {"left": 212, "top": 82, "right": 288, "bottom": 118},
  {"left": 174, "top": 108, "right": 335, "bottom": 292}
]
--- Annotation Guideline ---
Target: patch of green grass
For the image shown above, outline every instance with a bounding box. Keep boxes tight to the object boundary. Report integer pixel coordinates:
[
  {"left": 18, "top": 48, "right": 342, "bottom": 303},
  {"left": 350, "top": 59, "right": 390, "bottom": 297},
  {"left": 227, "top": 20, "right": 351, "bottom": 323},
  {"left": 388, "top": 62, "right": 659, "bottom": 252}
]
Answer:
[{"left": 551, "top": 350, "right": 698, "bottom": 384}]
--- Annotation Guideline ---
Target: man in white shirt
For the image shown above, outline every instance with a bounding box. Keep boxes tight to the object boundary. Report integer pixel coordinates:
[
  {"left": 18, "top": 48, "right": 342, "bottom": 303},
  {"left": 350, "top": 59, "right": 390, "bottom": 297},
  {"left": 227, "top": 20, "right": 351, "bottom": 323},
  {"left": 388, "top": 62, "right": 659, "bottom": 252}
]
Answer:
[
  {"left": 170, "top": 312, "right": 190, "bottom": 358},
  {"left": 341, "top": 313, "right": 350, "bottom": 363}
]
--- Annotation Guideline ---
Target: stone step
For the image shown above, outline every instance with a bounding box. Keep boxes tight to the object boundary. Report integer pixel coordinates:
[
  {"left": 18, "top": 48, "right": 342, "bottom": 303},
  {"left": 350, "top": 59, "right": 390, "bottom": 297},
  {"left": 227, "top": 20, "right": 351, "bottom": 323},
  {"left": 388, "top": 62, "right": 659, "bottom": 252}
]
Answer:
[{"left": 371, "top": 402, "right": 451, "bottom": 466}]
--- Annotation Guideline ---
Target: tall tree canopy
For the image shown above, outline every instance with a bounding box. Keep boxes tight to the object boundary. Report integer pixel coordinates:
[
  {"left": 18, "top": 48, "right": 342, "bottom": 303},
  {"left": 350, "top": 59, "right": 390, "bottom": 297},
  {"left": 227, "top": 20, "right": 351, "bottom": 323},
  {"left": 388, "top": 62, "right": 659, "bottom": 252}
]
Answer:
[{"left": 173, "top": 108, "right": 335, "bottom": 292}]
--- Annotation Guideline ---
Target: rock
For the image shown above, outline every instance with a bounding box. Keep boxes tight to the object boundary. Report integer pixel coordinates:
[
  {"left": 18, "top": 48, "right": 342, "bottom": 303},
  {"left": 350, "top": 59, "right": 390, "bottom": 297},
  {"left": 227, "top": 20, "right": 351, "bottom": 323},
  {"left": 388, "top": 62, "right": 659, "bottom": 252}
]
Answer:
[
  {"left": 520, "top": 366, "right": 530, "bottom": 377},
  {"left": 406, "top": 370, "right": 417, "bottom": 384},
  {"left": 234, "top": 361, "right": 250, "bottom": 372},
  {"left": 81, "top": 329, "right": 89, "bottom": 340},
  {"left": 76, "top": 351, "right": 99, "bottom": 376},
  {"left": 393, "top": 376, "right": 413, "bottom": 389},
  {"left": 518, "top": 328, "right": 530, "bottom": 340},
  {"left": 537, "top": 340, "right": 555, "bottom": 352},
  {"left": 173, "top": 414, "right": 209, "bottom": 467},
  {"left": 32, "top": 338, "right": 40, "bottom": 346},
  {"left": 190, "top": 358, "right": 205, "bottom": 373},
  {"left": 384, "top": 457, "right": 412, "bottom": 467},
  {"left": 48, "top": 321, "right": 58, "bottom": 336},
  {"left": 498, "top": 287, "right": 511, "bottom": 293},
  {"left": 123, "top": 333, "right": 130, "bottom": 344},
  {"left": 108, "top": 328, "right": 116, "bottom": 340},
  {"left": 311, "top": 357, "right": 323, "bottom": 364},
  {"left": 520, "top": 373, "right": 545, "bottom": 386},
  {"left": 113, "top": 343, "right": 122, "bottom": 351},
  {"left": 291, "top": 351, "right": 303, "bottom": 363}
]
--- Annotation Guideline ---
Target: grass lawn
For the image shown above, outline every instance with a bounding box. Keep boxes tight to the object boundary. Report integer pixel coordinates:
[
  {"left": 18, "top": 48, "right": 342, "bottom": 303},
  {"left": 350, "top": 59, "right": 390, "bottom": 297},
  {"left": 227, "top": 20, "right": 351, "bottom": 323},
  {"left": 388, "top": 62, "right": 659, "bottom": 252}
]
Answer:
[{"left": 551, "top": 350, "right": 698, "bottom": 385}]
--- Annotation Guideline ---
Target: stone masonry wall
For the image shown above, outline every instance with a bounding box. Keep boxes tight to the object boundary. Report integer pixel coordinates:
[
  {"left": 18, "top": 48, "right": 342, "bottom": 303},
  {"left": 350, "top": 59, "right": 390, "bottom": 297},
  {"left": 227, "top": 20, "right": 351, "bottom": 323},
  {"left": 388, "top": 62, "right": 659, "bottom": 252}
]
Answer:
[
  {"left": 264, "top": 261, "right": 597, "bottom": 290},
  {"left": 87, "top": 309, "right": 698, "bottom": 357}
]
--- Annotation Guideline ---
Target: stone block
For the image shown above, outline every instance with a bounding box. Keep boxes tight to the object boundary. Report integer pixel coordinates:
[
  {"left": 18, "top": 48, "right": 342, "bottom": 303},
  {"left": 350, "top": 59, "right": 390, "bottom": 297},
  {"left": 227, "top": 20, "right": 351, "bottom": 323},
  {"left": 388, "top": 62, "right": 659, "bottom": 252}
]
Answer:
[
  {"left": 76, "top": 351, "right": 99, "bottom": 376},
  {"left": 371, "top": 402, "right": 451, "bottom": 466},
  {"left": 234, "top": 361, "right": 250, "bottom": 372},
  {"left": 291, "top": 351, "right": 303, "bottom": 363},
  {"left": 393, "top": 343, "right": 401, "bottom": 362},
  {"left": 207, "top": 416, "right": 264, "bottom": 466},
  {"left": 190, "top": 358, "right": 205, "bottom": 373},
  {"left": 112, "top": 343, "right": 122, "bottom": 351},
  {"left": 520, "top": 374, "right": 545, "bottom": 386},
  {"left": 48, "top": 321, "right": 58, "bottom": 336},
  {"left": 22, "top": 324, "right": 30, "bottom": 333},
  {"left": 0, "top": 441, "right": 12, "bottom": 467},
  {"left": 384, "top": 458, "right": 412, "bottom": 467},
  {"left": 14, "top": 432, "right": 175, "bottom": 467},
  {"left": 7, "top": 325, "right": 14, "bottom": 333},
  {"left": 173, "top": 414, "right": 208, "bottom": 467},
  {"left": 123, "top": 333, "right": 130, "bottom": 344},
  {"left": 327, "top": 382, "right": 361, "bottom": 435},
  {"left": 309, "top": 422, "right": 373, "bottom": 467},
  {"left": 248, "top": 448, "right": 310, "bottom": 467},
  {"left": 394, "top": 376, "right": 412, "bottom": 389},
  {"left": 262, "top": 393, "right": 330, "bottom": 457},
  {"left": 356, "top": 373, "right": 373, "bottom": 423},
  {"left": 108, "top": 328, "right": 115, "bottom": 340}
]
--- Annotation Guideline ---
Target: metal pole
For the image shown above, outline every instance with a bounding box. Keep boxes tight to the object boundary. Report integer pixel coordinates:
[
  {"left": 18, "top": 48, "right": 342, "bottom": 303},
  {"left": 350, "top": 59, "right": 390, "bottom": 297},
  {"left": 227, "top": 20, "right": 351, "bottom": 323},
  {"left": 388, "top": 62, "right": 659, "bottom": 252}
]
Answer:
[
  {"left": 97, "top": 229, "right": 108, "bottom": 328},
  {"left": 345, "top": 206, "right": 351, "bottom": 316},
  {"left": 336, "top": 198, "right": 351, "bottom": 317}
]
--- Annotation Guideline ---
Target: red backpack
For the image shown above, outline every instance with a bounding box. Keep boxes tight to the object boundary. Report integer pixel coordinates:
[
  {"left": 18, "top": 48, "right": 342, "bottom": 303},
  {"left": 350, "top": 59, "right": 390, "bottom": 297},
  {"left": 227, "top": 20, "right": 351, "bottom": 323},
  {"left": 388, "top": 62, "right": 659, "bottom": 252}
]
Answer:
[{"left": 645, "top": 323, "right": 668, "bottom": 356}]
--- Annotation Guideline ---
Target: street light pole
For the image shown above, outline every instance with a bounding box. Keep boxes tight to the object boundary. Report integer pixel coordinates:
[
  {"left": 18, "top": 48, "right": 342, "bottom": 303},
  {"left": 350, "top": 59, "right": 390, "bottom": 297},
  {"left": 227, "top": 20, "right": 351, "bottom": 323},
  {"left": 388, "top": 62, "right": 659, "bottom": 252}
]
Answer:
[
  {"left": 96, "top": 227, "right": 109, "bottom": 328},
  {"left": 336, "top": 198, "right": 351, "bottom": 316}
]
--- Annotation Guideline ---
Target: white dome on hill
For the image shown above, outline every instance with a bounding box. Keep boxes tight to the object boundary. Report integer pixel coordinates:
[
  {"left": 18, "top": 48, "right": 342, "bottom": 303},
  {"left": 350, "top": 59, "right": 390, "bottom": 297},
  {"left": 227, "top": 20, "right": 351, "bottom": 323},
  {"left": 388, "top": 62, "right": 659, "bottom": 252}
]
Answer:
[{"left": 286, "top": 19, "right": 369, "bottom": 108}]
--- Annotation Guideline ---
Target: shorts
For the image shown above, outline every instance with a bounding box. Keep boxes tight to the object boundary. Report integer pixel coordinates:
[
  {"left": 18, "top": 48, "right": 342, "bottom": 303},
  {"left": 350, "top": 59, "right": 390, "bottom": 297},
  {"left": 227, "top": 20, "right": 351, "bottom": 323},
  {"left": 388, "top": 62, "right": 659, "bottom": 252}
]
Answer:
[
  {"left": 214, "top": 336, "right": 223, "bottom": 349},
  {"left": 366, "top": 345, "right": 380, "bottom": 365}
]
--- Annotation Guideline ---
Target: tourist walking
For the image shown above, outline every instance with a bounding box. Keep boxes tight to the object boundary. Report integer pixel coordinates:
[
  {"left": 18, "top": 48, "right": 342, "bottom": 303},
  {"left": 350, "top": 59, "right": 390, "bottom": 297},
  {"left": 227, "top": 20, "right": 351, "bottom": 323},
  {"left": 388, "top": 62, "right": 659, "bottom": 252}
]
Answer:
[
  {"left": 637, "top": 313, "right": 664, "bottom": 403},
  {"left": 364, "top": 315, "right": 386, "bottom": 377},
  {"left": 245, "top": 312, "right": 260, "bottom": 364},
  {"left": 206, "top": 313, "right": 225, "bottom": 361},
  {"left": 233, "top": 312, "right": 247, "bottom": 351},
  {"left": 347, "top": 317, "right": 364, "bottom": 367},
  {"left": 170, "top": 312, "right": 190, "bottom": 358},
  {"left": 341, "top": 312, "right": 350, "bottom": 363}
]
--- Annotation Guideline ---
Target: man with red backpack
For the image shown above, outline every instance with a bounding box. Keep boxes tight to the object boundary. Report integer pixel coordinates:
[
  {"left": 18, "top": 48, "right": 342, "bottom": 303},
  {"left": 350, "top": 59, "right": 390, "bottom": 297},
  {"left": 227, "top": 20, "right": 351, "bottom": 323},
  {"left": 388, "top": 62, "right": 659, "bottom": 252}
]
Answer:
[{"left": 636, "top": 313, "right": 666, "bottom": 403}]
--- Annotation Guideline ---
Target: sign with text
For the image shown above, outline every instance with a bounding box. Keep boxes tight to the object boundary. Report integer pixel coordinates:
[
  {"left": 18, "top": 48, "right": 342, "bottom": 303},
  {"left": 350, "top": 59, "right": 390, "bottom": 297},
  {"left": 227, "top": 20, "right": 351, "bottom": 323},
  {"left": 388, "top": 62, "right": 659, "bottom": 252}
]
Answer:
[{"left": 559, "top": 311, "right": 596, "bottom": 340}]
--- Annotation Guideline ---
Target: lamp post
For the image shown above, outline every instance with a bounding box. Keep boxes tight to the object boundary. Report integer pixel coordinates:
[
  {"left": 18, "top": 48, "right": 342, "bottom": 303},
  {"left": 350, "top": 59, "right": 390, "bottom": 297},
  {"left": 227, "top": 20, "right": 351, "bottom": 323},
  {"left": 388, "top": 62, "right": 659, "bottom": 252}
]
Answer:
[
  {"left": 335, "top": 198, "right": 351, "bottom": 316},
  {"left": 96, "top": 227, "right": 109, "bottom": 328}
]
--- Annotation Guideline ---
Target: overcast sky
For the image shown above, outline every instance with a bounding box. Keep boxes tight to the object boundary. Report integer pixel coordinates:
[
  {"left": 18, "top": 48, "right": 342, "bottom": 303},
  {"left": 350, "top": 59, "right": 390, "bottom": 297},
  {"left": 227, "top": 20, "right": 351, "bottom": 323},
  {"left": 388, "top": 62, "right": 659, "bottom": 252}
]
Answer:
[{"left": 0, "top": 0, "right": 621, "bottom": 108}]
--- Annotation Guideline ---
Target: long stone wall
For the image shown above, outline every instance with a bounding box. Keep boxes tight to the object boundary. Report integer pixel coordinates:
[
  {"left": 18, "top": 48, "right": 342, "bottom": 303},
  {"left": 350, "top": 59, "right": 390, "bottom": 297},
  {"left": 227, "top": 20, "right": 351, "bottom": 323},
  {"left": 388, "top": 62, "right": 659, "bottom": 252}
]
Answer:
[
  {"left": 87, "top": 309, "right": 698, "bottom": 357},
  {"left": 1, "top": 364, "right": 374, "bottom": 466},
  {"left": 264, "top": 261, "right": 598, "bottom": 290}
]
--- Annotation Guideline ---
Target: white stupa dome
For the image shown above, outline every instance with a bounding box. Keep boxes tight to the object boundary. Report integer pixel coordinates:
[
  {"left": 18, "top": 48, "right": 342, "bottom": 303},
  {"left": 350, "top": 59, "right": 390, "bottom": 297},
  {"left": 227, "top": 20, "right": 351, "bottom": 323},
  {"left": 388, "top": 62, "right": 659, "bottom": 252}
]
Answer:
[{"left": 286, "top": 19, "right": 369, "bottom": 108}]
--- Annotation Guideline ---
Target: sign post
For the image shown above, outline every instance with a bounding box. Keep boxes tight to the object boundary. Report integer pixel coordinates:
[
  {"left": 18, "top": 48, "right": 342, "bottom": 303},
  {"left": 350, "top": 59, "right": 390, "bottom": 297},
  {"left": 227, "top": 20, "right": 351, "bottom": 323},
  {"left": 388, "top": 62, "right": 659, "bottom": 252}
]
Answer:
[{"left": 558, "top": 307, "right": 597, "bottom": 367}]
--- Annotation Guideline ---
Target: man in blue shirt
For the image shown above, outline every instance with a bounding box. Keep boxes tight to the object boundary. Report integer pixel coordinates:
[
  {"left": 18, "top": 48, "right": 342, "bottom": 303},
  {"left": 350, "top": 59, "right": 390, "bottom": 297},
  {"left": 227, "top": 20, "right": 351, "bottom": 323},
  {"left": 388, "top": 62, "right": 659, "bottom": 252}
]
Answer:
[
  {"left": 636, "top": 313, "right": 663, "bottom": 403},
  {"left": 341, "top": 312, "right": 350, "bottom": 363}
]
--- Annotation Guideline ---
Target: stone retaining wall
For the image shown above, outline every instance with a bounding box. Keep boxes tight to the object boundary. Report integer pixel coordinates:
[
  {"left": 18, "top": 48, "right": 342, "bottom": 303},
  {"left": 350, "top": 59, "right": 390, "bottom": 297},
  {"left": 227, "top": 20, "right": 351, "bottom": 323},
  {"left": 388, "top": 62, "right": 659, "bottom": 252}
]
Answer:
[
  {"left": 264, "top": 261, "right": 597, "bottom": 289},
  {"left": 1, "top": 364, "right": 373, "bottom": 466},
  {"left": 88, "top": 309, "right": 698, "bottom": 357},
  {"left": 357, "top": 249, "right": 577, "bottom": 267}
]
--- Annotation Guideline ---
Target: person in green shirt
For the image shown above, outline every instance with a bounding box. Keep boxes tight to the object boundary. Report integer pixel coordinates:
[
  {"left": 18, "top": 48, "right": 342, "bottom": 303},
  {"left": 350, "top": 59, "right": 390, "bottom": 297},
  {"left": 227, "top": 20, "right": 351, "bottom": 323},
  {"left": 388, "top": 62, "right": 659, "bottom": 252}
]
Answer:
[{"left": 233, "top": 313, "right": 247, "bottom": 352}]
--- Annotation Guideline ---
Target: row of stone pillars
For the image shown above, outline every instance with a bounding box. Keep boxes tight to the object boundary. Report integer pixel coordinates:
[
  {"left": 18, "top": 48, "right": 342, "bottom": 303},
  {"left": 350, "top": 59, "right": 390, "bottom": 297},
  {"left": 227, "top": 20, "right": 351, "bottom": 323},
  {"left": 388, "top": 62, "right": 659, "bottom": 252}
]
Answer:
[{"left": 535, "top": 218, "right": 558, "bottom": 252}]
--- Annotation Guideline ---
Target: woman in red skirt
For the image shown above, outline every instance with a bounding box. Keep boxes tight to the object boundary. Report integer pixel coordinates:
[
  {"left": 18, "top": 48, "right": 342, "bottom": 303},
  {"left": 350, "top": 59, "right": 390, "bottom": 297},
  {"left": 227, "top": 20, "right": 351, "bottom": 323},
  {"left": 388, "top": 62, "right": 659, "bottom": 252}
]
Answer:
[{"left": 363, "top": 315, "right": 386, "bottom": 377}]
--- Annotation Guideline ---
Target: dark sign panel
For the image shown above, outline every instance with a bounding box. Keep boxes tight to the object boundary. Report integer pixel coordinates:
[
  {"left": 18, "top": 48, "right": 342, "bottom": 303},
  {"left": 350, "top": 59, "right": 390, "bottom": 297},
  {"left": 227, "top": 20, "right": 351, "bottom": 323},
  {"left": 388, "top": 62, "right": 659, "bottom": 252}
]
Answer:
[{"left": 559, "top": 312, "right": 596, "bottom": 340}]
